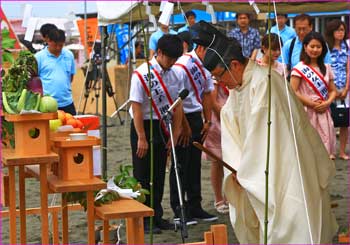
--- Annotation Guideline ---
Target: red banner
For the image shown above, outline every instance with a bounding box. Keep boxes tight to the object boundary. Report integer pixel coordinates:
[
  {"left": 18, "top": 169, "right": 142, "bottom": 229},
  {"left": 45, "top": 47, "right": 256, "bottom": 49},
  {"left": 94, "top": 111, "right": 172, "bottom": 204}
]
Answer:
[{"left": 76, "top": 18, "right": 100, "bottom": 57}]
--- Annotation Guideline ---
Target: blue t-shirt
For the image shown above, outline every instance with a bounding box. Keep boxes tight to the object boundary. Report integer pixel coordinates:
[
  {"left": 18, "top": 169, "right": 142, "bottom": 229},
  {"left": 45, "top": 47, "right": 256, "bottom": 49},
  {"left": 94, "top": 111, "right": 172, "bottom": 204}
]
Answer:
[
  {"left": 35, "top": 47, "right": 76, "bottom": 107},
  {"left": 281, "top": 37, "right": 331, "bottom": 69},
  {"left": 178, "top": 25, "right": 189, "bottom": 33},
  {"left": 269, "top": 25, "right": 296, "bottom": 45},
  {"left": 149, "top": 29, "right": 177, "bottom": 52},
  {"left": 330, "top": 41, "right": 349, "bottom": 90}
]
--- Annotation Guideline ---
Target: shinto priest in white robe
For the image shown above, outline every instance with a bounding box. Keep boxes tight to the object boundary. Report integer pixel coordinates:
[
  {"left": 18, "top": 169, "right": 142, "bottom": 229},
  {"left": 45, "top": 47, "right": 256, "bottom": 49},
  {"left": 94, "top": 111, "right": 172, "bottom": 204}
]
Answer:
[{"left": 221, "top": 60, "right": 338, "bottom": 244}]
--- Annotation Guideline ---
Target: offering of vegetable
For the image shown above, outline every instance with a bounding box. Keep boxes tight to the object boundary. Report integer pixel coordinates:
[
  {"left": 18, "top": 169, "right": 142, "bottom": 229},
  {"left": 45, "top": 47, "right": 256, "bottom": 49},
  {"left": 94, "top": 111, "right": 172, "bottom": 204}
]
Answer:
[
  {"left": 39, "top": 96, "right": 58, "bottom": 113},
  {"left": 2, "top": 50, "right": 43, "bottom": 113}
]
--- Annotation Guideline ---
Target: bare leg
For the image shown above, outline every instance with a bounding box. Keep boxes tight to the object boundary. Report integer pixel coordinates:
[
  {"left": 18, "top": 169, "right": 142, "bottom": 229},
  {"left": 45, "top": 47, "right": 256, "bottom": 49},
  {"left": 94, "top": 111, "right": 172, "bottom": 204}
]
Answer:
[
  {"left": 211, "top": 161, "right": 224, "bottom": 203},
  {"left": 339, "top": 127, "right": 349, "bottom": 159}
]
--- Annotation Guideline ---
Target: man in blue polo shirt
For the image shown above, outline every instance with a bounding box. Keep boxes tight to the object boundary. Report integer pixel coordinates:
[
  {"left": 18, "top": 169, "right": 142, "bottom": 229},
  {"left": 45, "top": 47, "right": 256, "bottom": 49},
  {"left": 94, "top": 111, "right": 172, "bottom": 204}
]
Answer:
[
  {"left": 269, "top": 13, "right": 296, "bottom": 45},
  {"left": 281, "top": 14, "right": 331, "bottom": 73},
  {"left": 35, "top": 29, "right": 76, "bottom": 115}
]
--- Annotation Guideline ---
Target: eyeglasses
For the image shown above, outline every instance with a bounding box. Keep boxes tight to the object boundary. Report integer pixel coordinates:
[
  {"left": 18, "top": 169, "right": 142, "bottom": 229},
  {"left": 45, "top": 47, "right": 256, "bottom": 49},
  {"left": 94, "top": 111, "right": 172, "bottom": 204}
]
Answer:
[{"left": 215, "top": 68, "right": 227, "bottom": 81}]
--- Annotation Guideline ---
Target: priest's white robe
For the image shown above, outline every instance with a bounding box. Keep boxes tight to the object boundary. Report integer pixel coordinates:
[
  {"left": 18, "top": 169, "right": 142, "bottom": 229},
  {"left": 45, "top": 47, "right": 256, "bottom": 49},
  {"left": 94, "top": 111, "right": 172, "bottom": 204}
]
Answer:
[{"left": 221, "top": 60, "right": 338, "bottom": 244}]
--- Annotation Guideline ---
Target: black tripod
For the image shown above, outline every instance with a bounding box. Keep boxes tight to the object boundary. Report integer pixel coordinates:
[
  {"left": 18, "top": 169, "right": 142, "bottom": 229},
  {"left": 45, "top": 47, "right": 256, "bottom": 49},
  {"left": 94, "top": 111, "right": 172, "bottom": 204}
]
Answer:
[{"left": 81, "top": 53, "right": 124, "bottom": 125}]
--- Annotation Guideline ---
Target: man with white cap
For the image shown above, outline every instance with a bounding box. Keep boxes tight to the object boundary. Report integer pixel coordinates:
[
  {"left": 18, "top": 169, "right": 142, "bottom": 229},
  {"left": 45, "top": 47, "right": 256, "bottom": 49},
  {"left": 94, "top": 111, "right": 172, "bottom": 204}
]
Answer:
[
  {"left": 169, "top": 21, "right": 225, "bottom": 225},
  {"left": 202, "top": 29, "right": 338, "bottom": 243},
  {"left": 149, "top": 2, "right": 177, "bottom": 59}
]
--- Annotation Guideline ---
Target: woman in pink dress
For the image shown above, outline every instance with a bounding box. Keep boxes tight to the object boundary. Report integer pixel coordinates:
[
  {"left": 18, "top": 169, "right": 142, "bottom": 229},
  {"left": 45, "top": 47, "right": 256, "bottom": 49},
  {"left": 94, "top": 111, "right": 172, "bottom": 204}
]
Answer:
[
  {"left": 290, "top": 31, "right": 337, "bottom": 159},
  {"left": 204, "top": 81, "right": 229, "bottom": 214}
]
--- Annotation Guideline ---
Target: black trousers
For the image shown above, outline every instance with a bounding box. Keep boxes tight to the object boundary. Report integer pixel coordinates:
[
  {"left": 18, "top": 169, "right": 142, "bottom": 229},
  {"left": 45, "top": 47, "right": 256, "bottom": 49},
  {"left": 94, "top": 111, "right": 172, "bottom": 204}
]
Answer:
[
  {"left": 130, "top": 119, "right": 167, "bottom": 222},
  {"left": 169, "top": 112, "right": 203, "bottom": 215},
  {"left": 59, "top": 102, "right": 76, "bottom": 115}
]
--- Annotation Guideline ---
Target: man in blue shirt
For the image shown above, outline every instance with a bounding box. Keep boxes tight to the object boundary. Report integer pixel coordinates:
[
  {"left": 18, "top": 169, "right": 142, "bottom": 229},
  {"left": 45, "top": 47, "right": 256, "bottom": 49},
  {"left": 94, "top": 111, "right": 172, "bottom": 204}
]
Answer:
[
  {"left": 269, "top": 14, "right": 296, "bottom": 45},
  {"left": 178, "top": 10, "right": 196, "bottom": 33},
  {"left": 149, "top": 23, "right": 177, "bottom": 59},
  {"left": 227, "top": 13, "right": 261, "bottom": 58},
  {"left": 35, "top": 29, "right": 76, "bottom": 115},
  {"left": 281, "top": 14, "right": 331, "bottom": 72}
]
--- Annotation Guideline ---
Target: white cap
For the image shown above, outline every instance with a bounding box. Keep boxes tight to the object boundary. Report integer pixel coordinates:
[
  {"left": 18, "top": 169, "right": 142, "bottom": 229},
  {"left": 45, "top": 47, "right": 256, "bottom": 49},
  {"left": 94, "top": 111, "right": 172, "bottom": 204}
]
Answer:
[{"left": 158, "top": 2, "right": 174, "bottom": 26}]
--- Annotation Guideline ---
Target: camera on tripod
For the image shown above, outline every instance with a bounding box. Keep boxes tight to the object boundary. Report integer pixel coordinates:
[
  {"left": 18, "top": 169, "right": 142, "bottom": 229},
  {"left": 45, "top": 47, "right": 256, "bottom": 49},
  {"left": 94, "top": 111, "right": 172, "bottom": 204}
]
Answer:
[{"left": 81, "top": 42, "right": 116, "bottom": 115}]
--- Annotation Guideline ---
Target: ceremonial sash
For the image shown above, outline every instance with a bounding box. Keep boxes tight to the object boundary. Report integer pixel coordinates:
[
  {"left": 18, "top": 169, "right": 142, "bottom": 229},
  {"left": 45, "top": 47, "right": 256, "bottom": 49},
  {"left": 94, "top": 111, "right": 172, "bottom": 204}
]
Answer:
[
  {"left": 218, "top": 82, "right": 229, "bottom": 96},
  {"left": 174, "top": 54, "right": 207, "bottom": 103},
  {"left": 292, "top": 62, "right": 329, "bottom": 101},
  {"left": 134, "top": 64, "right": 174, "bottom": 135}
]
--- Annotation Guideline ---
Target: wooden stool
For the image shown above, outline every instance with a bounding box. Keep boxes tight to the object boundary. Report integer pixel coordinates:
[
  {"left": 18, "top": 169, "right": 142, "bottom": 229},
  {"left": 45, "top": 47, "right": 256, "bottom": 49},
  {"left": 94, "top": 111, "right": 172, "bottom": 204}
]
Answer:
[
  {"left": 47, "top": 175, "right": 106, "bottom": 244},
  {"left": 1, "top": 149, "right": 58, "bottom": 244},
  {"left": 95, "top": 198, "right": 154, "bottom": 244}
]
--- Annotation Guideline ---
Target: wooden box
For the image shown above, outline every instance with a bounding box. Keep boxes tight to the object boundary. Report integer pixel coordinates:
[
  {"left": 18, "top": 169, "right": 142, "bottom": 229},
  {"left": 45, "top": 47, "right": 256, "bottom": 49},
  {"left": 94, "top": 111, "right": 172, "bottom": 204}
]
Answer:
[
  {"left": 53, "top": 136, "right": 100, "bottom": 180},
  {"left": 5, "top": 112, "right": 57, "bottom": 156}
]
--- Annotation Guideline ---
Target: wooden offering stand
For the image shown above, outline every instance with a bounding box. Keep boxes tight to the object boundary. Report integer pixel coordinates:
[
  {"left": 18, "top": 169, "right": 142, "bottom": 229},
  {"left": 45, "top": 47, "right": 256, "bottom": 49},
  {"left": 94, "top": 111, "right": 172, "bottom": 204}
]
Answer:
[
  {"left": 1, "top": 112, "right": 59, "bottom": 244},
  {"left": 48, "top": 135, "right": 106, "bottom": 244},
  {"left": 95, "top": 198, "right": 154, "bottom": 244}
]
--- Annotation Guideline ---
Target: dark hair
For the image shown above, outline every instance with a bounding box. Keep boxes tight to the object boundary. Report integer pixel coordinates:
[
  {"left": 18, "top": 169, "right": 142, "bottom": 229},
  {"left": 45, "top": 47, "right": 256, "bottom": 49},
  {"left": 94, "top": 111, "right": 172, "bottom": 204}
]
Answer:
[
  {"left": 294, "top": 14, "right": 312, "bottom": 26},
  {"left": 236, "top": 13, "right": 250, "bottom": 19},
  {"left": 277, "top": 13, "right": 288, "bottom": 18},
  {"left": 185, "top": 10, "right": 196, "bottom": 19},
  {"left": 40, "top": 23, "right": 58, "bottom": 38},
  {"left": 178, "top": 31, "right": 193, "bottom": 51},
  {"left": 135, "top": 41, "right": 143, "bottom": 48},
  {"left": 204, "top": 37, "right": 247, "bottom": 71},
  {"left": 300, "top": 31, "right": 327, "bottom": 75},
  {"left": 261, "top": 33, "right": 282, "bottom": 54},
  {"left": 157, "top": 34, "right": 183, "bottom": 58},
  {"left": 325, "top": 19, "right": 348, "bottom": 51},
  {"left": 47, "top": 29, "right": 66, "bottom": 43}
]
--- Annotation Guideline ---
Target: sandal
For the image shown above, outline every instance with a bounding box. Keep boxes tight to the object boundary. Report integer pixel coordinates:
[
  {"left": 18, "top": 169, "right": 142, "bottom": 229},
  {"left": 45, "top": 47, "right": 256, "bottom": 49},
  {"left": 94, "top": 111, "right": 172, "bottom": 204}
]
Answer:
[
  {"left": 329, "top": 154, "right": 336, "bottom": 160},
  {"left": 339, "top": 154, "right": 350, "bottom": 160},
  {"left": 214, "top": 200, "right": 229, "bottom": 214}
]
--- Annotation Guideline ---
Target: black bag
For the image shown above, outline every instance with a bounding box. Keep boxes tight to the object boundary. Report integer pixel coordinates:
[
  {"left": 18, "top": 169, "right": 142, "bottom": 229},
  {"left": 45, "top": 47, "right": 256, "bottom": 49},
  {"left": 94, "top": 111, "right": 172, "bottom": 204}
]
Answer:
[{"left": 330, "top": 100, "right": 349, "bottom": 127}]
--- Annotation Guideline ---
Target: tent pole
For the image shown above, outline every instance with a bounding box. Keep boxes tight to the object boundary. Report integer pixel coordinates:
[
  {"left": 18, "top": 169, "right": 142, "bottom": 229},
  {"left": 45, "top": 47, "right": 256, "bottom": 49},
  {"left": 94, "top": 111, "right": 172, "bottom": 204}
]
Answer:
[
  {"left": 84, "top": 0, "right": 88, "bottom": 60},
  {"left": 101, "top": 25, "right": 108, "bottom": 180}
]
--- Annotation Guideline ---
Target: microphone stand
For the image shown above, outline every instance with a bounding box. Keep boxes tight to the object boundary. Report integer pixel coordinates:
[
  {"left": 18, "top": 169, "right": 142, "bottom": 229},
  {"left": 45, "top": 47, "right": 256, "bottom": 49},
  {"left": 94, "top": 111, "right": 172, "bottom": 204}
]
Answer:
[{"left": 162, "top": 111, "right": 188, "bottom": 243}]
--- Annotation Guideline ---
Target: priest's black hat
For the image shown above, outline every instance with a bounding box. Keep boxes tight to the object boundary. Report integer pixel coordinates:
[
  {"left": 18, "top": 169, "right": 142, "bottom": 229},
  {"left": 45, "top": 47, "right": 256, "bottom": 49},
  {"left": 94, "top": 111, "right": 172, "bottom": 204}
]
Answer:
[
  {"left": 190, "top": 20, "right": 225, "bottom": 47},
  {"left": 203, "top": 37, "right": 245, "bottom": 71}
]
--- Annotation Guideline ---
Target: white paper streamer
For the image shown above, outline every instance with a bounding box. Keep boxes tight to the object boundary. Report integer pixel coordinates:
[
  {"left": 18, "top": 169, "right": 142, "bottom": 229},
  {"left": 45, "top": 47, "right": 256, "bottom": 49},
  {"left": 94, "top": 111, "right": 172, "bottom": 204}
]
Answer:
[{"left": 95, "top": 177, "right": 141, "bottom": 201}]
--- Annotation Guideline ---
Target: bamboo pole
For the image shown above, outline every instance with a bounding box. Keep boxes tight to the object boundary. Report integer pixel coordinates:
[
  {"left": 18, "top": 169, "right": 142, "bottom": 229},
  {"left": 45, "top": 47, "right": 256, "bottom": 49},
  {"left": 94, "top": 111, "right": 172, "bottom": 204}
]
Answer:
[
  {"left": 264, "top": 0, "right": 272, "bottom": 244},
  {"left": 138, "top": 4, "right": 155, "bottom": 243}
]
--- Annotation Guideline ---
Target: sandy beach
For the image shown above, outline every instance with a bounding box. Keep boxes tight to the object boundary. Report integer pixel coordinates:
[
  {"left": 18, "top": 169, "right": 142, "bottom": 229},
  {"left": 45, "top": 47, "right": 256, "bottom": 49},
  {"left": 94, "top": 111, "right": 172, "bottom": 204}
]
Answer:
[{"left": 1, "top": 116, "right": 349, "bottom": 244}]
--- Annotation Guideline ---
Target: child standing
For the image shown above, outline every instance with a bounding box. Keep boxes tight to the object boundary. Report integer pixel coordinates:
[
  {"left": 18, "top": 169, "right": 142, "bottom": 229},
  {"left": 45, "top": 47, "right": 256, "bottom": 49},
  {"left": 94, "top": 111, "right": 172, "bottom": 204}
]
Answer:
[{"left": 290, "top": 31, "right": 337, "bottom": 159}]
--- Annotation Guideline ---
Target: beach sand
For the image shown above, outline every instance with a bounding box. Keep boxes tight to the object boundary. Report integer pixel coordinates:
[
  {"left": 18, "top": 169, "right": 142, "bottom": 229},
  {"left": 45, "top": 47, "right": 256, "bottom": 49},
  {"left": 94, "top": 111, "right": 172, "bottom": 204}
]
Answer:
[{"left": 1, "top": 116, "right": 349, "bottom": 244}]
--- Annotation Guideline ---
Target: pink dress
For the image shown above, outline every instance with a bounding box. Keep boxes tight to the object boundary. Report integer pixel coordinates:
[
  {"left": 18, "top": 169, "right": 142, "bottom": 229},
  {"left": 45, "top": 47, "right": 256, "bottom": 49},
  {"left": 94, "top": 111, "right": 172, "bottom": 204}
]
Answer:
[
  {"left": 291, "top": 63, "right": 336, "bottom": 154},
  {"left": 204, "top": 83, "right": 229, "bottom": 159}
]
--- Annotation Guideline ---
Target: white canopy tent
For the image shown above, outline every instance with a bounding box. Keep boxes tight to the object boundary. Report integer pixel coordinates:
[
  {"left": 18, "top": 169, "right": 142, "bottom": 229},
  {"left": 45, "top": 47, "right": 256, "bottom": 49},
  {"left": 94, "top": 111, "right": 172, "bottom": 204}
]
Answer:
[{"left": 96, "top": 1, "right": 349, "bottom": 25}]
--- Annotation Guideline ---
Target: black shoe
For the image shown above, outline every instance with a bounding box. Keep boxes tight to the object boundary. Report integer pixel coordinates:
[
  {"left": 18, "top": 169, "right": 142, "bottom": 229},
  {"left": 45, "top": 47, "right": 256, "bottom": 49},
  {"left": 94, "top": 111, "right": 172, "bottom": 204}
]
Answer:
[
  {"left": 155, "top": 218, "right": 174, "bottom": 230},
  {"left": 174, "top": 216, "right": 198, "bottom": 226},
  {"left": 191, "top": 208, "right": 218, "bottom": 222},
  {"left": 144, "top": 223, "right": 162, "bottom": 234}
]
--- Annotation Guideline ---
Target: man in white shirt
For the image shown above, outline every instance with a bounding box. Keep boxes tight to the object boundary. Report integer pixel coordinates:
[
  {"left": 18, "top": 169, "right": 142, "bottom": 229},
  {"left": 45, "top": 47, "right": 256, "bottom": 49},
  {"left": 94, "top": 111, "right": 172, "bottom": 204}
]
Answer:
[
  {"left": 169, "top": 21, "right": 226, "bottom": 225},
  {"left": 129, "top": 34, "right": 184, "bottom": 234}
]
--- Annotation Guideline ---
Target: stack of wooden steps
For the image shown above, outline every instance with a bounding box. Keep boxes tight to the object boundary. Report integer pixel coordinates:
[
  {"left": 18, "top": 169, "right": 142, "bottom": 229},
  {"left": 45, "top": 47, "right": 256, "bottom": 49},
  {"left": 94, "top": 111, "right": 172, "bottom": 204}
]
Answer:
[{"left": 183, "top": 224, "right": 228, "bottom": 245}]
